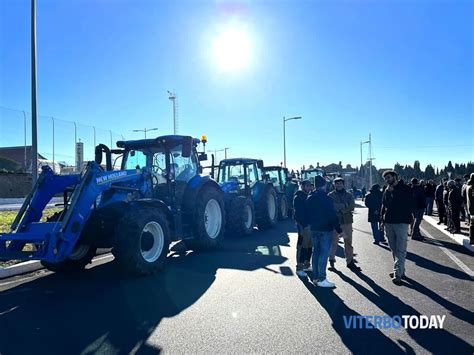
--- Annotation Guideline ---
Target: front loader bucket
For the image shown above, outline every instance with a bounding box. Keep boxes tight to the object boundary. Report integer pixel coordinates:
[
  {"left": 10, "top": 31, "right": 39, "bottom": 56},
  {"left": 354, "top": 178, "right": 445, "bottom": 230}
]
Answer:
[{"left": 0, "top": 165, "right": 80, "bottom": 262}]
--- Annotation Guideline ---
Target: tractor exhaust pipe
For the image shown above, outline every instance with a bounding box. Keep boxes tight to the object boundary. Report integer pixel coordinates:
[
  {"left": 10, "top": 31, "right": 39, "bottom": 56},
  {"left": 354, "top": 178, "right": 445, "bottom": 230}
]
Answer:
[{"left": 95, "top": 144, "right": 112, "bottom": 171}]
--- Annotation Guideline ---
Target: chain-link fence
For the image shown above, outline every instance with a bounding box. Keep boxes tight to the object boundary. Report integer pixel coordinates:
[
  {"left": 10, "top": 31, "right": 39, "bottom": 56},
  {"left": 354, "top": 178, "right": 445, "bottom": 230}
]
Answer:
[{"left": 0, "top": 106, "right": 126, "bottom": 174}]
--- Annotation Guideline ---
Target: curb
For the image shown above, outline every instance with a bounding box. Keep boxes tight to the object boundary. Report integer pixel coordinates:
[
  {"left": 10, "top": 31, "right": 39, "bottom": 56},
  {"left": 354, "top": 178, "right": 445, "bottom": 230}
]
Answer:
[
  {"left": 0, "top": 260, "right": 43, "bottom": 279},
  {"left": 0, "top": 249, "right": 112, "bottom": 280},
  {"left": 423, "top": 215, "right": 473, "bottom": 253}
]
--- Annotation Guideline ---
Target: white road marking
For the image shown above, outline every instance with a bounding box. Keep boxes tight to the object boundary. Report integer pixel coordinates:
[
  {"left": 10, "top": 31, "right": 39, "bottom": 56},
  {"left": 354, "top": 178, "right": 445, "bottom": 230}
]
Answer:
[{"left": 420, "top": 226, "right": 474, "bottom": 280}]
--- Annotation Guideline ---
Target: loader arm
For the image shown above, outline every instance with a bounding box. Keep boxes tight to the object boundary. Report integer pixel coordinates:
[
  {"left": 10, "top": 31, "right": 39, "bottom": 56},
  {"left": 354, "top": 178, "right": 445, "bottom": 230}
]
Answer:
[{"left": 0, "top": 162, "right": 148, "bottom": 263}]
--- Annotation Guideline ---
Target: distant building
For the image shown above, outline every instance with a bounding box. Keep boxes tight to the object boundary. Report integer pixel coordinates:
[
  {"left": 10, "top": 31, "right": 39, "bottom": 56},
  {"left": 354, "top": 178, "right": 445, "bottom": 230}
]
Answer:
[{"left": 0, "top": 145, "right": 62, "bottom": 174}]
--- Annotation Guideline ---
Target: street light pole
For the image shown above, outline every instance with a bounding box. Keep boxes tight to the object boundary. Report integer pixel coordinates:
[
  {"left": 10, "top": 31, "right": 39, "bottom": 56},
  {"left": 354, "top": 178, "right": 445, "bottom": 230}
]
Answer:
[
  {"left": 361, "top": 137, "right": 371, "bottom": 188},
  {"left": 133, "top": 127, "right": 158, "bottom": 139},
  {"left": 51, "top": 116, "right": 55, "bottom": 173},
  {"left": 224, "top": 147, "right": 230, "bottom": 159},
  {"left": 31, "top": 0, "right": 38, "bottom": 184},
  {"left": 283, "top": 115, "right": 302, "bottom": 168}
]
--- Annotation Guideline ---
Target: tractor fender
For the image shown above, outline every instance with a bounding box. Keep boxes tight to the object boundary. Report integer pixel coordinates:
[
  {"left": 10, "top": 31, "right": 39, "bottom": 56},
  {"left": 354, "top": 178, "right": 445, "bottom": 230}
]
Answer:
[
  {"left": 182, "top": 175, "right": 223, "bottom": 212},
  {"left": 252, "top": 182, "right": 273, "bottom": 204}
]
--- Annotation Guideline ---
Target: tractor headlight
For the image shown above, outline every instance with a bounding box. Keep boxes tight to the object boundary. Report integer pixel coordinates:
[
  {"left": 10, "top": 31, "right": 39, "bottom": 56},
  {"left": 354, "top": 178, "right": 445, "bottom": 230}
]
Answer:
[{"left": 95, "top": 193, "right": 102, "bottom": 207}]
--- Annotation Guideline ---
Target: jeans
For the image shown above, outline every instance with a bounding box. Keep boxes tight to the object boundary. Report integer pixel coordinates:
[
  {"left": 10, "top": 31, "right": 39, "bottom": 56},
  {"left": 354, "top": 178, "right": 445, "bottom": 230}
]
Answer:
[
  {"left": 385, "top": 223, "right": 409, "bottom": 278},
  {"left": 370, "top": 221, "right": 383, "bottom": 242},
  {"left": 426, "top": 197, "right": 434, "bottom": 215},
  {"left": 413, "top": 209, "right": 424, "bottom": 236},
  {"left": 311, "top": 230, "right": 333, "bottom": 281}
]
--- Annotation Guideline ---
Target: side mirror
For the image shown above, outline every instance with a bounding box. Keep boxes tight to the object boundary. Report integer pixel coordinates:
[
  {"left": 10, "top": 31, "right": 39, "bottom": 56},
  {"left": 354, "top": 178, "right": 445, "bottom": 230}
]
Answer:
[
  {"left": 94, "top": 146, "right": 103, "bottom": 165},
  {"left": 257, "top": 160, "right": 264, "bottom": 169},
  {"left": 198, "top": 153, "right": 208, "bottom": 161}
]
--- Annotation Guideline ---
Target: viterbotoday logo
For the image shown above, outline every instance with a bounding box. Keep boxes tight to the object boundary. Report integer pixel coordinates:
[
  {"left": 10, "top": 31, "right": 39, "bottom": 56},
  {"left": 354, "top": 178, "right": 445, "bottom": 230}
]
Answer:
[{"left": 343, "top": 315, "right": 446, "bottom": 329}]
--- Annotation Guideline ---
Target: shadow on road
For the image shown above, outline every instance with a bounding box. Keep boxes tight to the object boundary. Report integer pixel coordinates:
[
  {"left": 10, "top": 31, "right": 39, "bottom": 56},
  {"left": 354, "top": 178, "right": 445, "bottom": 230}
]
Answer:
[
  {"left": 0, "top": 222, "right": 292, "bottom": 355},
  {"left": 337, "top": 270, "right": 473, "bottom": 354},
  {"left": 405, "top": 251, "right": 471, "bottom": 281},
  {"left": 300, "top": 278, "right": 405, "bottom": 354}
]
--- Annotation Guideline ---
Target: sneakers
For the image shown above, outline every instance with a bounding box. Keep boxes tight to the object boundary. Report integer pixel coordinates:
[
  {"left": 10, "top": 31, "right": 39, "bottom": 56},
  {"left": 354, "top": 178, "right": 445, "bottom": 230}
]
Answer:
[
  {"left": 347, "top": 261, "right": 361, "bottom": 271},
  {"left": 316, "top": 278, "right": 336, "bottom": 288},
  {"left": 296, "top": 270, "right": 308, "bottom": 278}
]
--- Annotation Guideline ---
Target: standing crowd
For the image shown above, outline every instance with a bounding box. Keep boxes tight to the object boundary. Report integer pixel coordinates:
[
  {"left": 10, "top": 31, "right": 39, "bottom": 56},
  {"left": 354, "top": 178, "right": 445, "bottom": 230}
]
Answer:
[{"left": 293, "top": 171, "right": 474, "bottom": 287}]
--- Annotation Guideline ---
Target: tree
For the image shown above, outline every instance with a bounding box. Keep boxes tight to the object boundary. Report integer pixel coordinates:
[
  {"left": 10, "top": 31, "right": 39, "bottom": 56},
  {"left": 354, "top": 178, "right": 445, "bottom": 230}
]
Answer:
[
  {"left": 425, "top": 164, "right": 435, "bottom": 180},
  {"left": 447, "top": 161, "right": 454, "bottom": 172},
  {"left": 309, "top": 164, "right": 314, "bottom": 169},
  {"left": 414, "top": 160, "right": 422, "bottom": 179},
  {"left": 346, "top": 164, "right": 353, "bottom": 170}
]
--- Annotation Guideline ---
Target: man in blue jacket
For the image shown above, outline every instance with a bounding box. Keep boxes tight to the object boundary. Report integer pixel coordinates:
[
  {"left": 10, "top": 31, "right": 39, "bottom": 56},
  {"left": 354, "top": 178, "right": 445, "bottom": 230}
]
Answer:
[{"left": 306, "top": 175, "right": 342, "bottom": 287}]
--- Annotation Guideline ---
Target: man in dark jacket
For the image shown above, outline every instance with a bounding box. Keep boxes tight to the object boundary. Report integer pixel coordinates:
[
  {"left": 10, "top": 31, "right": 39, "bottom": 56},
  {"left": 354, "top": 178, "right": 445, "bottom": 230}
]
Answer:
[
  {"left": 435, "top": 179, "right": 446, "bottom": 225},
  {"left": 443, "top": 182, "right": 452, "bottom": 229},
  {"left": 365, "top": 184, "right": 385, "bottom": 244},
  {"left": 305, "top": 175, "right": 342, "bottom": 287},
  {"left": 448, "top": 180, "right": 463, "bottom": 234},
  {"left": 381, "top": 170, "right": 414, "bottom": 286},
  {"left": 411, "top": 178, "right": 426, "bottom": 241},
  {"left": 293, "top": 180, "right": 313, "bottom": 277},
  {"left": 424, "top": 180, "right": 436, "bottom": 215}
]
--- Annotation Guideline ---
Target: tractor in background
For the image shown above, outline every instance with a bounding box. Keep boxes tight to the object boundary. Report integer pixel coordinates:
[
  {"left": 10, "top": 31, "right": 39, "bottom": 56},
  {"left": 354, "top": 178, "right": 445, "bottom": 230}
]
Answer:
[
  {"left": 0, "top": 135, "right": 225, "bottom": 275},
  {"left": 262, "top": 166, "right": 298, "bottom": 220},
  {"left": 214, "top": 158, "right": 278, "bottom": 236}
]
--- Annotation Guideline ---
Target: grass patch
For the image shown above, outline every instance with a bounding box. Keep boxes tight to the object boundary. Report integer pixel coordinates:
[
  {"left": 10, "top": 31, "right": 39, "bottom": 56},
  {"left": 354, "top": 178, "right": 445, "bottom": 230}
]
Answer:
[{"left": 0, "top": 208, "right": 62, "bottom": 267}]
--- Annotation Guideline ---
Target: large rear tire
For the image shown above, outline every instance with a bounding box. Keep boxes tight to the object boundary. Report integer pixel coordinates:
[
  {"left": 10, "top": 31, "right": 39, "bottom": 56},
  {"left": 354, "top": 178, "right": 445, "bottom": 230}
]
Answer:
[
  {"left": 112, "top": 208, "right": 170, "bottom": 275},
  {"left": 226, "top": 196, "right": 255, "bottom": 236},
  {"left": 277, "top": 194, "right": 289, "bottom": 221},
  {"left": 256, "top": 186, "right": 278, "bottom": 229},
  {"left": 186, "top": 187, "right": 225, "bottom": 250}
]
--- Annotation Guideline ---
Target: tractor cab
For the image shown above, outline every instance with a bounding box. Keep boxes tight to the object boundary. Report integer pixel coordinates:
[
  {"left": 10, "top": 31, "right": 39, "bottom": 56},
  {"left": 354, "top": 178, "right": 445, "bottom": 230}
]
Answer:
[
  {"left": 216, "top": 158, "right": 265, "bottom": 199},
  {"left": 118, "top": 135, "right": 207, "bottom": 206}
]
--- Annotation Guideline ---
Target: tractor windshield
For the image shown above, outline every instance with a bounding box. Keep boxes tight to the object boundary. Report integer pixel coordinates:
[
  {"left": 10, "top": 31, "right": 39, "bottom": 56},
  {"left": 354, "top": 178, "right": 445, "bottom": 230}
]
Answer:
[{"left": 218, "top": 163, "right": 245, "bottom": 185}]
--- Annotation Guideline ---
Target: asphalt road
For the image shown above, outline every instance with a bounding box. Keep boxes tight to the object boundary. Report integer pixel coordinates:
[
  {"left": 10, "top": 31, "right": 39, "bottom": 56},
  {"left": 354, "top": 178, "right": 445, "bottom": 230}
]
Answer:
[{"left": 0, "top": 202, "right": 473, "bottom": 354}]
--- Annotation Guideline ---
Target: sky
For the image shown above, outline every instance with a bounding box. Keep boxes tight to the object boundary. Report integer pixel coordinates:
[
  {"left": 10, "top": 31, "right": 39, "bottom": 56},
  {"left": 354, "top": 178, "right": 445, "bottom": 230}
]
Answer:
[{"left": 0, "top": 0, "right": 473, "bottom": 171}]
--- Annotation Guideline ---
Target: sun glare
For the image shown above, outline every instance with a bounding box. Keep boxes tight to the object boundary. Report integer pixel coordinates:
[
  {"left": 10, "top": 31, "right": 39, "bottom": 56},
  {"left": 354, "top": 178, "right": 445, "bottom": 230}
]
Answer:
[{"left": 212, "top": 26, "right": 252, "bottom": 72}]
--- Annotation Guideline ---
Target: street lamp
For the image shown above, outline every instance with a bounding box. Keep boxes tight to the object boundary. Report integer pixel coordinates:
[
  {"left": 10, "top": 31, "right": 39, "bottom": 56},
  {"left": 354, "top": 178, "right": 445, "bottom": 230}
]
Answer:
[
  {"left": 224, "top": 147, "right": 230, "bottom": 159},
  {"left": 283, "top": 116, "right": 302, "bottom": 168},
  {"left": 133, "top": 127, "right": 158, "bottom": 139}
]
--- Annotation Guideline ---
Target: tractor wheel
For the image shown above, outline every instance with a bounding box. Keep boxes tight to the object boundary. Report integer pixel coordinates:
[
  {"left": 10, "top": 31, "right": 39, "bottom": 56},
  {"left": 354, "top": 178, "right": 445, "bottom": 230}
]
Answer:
[
  {"left": 256, "top": 186, "right": 278, "bottom": 229},
  {"left": 277, "top": 194, "right": 289, "bottom": 221},
  {"left": 41, "top": 244, "right": 97, "bottom": 273},
  {"left": 41, "top": 211, "right": 97, "bottom": 273},
  {"left": 186, "top": 187, "right": 225, "bottom": 250},
  {"left": 226, "top": 196, "right": 255, "bottom": 236},
  {"left": 112, "top": 208, "right": 170, "bottom": 275}
]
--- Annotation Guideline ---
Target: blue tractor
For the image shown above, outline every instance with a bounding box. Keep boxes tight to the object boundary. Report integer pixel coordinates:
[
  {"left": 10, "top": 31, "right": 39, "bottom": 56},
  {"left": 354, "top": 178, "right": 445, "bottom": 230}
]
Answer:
[
  {"left": 262, "top": 166, "right": 298, "bottom": 220},
  {"left": 0, "top": 135, "right": 226, "bottom": 275},
  {"left": 214, "top": 158, "right": 278, "bottom": 236}
]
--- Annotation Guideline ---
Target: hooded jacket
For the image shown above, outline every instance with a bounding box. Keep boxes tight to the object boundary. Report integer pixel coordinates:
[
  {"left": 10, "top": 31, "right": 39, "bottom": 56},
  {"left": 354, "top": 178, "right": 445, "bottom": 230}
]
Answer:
[
  {"left": 381, "top": 180, "right": 414, "bottom": 224},
  {"left": 305, "top": 188, "right": 342, "bottom": 233},
  {"left": 293, "top": 190, "right": 308, "bottom": 227}
]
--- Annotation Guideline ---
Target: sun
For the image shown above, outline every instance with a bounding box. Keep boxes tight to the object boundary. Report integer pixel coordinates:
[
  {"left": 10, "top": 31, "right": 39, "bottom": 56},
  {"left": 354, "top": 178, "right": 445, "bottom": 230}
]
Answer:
[{"left": 212, "top": 26, "right": 252, "bottom": 72}]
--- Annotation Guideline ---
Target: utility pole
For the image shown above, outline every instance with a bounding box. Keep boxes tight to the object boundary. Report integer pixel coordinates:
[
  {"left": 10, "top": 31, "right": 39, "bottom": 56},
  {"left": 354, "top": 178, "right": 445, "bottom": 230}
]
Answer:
[
  {"left": 168, "top": 91, "right": 178, "bottom": 135},
  {"left": 31, "top": 0, "right": 38, "bottom": 184},
  {"left": 361, "top": 137, "right": 370, "bottom": 188},
  {"left": 224, "top": 147, "right": 230, "bottom": 159}
]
